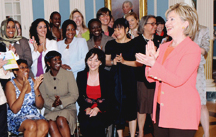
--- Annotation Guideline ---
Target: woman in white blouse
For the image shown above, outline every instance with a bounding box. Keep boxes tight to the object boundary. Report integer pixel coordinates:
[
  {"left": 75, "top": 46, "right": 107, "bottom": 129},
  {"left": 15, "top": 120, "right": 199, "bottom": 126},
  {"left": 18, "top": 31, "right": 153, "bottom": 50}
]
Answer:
[
  {"left": 29, "top": 19, "right": 58, "bottom": 77},
  {"left": 57, "top": 19, "right": 88, "bottom": 79}
]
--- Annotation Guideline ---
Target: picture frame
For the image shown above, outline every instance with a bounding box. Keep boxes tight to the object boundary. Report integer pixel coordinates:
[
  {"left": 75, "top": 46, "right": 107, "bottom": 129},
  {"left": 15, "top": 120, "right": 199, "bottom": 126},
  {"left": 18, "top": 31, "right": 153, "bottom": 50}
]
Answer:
[{"left": 105, "top": 0, "right": 147, "bottom": 20}]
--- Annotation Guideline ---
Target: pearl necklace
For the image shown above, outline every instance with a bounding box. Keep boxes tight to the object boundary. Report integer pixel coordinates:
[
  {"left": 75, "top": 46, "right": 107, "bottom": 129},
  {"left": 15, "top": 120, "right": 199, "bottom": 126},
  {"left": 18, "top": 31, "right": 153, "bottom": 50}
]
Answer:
[{"left": 88, "top": 72, "right": 99, "bottom": 83}]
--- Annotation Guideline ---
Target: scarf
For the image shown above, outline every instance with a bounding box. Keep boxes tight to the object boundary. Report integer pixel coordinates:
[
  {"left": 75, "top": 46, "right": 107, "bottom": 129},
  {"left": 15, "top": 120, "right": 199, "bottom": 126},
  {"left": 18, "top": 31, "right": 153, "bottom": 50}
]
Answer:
[{"left": 0, "top": 18, "right": 22, "bottom": 48}]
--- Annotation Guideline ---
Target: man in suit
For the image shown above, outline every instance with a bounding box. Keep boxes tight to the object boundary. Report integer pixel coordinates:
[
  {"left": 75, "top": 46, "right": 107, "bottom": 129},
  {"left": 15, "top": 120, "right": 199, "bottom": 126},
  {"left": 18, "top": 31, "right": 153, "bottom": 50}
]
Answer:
[{"left": 122, "top": 1, "right": 133, "bottom": 18}]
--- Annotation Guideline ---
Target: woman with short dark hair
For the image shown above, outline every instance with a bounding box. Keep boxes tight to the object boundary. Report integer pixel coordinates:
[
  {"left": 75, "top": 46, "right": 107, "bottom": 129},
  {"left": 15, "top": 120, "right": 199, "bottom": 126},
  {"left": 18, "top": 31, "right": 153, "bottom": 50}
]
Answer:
[
  {"left": 6, "top": 59, "right": 48, "bottom": 137},
  {"left": 39, "top": 51, "right": 79, "bottom": 136},
  {"left": 77, "top": 48, "right": 114, "bottom": 137},
  {"left": 57, "top": 19, "right": 88, "bottom": 79},
  {"left": 96, "top": 7, "right": 114, "bottom": 37},
  {"left": 105, "top": 18, "right": 142, "bottom": 137}
]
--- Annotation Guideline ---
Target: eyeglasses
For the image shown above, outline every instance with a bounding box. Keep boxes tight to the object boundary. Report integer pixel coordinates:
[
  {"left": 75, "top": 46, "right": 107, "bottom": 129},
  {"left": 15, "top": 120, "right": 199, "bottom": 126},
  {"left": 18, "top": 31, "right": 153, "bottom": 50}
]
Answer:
[
  {"left": 19, "top": 66, "right": 29, "bottom": 69},
  {"left": 100, "top": 14, "right": 109, "bottom": 18},
  {"left": 146, "top": 22, "right": 157, "bottom": 26}
]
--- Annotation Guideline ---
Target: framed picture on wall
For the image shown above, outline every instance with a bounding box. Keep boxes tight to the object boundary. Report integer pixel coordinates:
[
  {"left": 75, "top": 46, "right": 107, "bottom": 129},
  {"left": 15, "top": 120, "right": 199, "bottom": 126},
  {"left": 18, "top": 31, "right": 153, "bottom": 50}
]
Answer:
[{"left": 105, "top": 0, "right": 147, "bottom": 20}]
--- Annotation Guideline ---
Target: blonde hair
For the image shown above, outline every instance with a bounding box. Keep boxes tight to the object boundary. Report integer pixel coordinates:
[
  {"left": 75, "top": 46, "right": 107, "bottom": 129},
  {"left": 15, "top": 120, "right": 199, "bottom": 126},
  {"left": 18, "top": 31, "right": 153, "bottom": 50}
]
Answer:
[
  {"left": 69, "top": 9, "right": 87, "bottom": 29},
  {"left": 165, "top": 2, "right": 198, "bottom": 40},
  {"left": 125, "top": 12, "right": 139, "bottom": 21}
]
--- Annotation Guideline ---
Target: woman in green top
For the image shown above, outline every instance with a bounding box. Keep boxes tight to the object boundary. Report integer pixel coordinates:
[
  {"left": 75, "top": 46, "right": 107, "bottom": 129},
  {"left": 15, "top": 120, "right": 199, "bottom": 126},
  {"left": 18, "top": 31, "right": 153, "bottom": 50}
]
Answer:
[{"left": 70, "top": 9, "right": 90, "bottom": 41}]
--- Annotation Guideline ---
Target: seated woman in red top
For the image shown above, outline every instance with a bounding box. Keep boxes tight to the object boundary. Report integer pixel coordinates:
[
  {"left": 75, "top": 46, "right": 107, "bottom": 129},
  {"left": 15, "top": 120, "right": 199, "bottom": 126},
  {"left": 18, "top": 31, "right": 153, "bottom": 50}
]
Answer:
[{"left": 76, "top": 48, "right": 114, "bottom": 137}]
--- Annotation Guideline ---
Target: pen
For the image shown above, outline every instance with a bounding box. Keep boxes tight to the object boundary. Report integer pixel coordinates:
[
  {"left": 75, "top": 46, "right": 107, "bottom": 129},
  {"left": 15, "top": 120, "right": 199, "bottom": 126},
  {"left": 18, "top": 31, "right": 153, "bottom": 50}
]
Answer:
[{"left": 2, "top": 56, "right": 5, "bottom": 60}]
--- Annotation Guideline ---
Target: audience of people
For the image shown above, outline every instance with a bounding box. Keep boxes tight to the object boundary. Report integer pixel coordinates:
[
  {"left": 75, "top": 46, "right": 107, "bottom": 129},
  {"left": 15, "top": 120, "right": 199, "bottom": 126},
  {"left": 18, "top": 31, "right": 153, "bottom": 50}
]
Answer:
[{"left": 0, "top": 2, "right": 210, "bottom": 137}]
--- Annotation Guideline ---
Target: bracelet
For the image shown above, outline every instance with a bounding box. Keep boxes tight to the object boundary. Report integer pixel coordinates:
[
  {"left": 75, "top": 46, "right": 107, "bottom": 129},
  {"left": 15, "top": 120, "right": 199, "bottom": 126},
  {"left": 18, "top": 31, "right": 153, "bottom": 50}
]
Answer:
[
  {"left": 111, "top": 61, "right": 114, "bottom": 65},
  {"left": 37, "top": 94, "right": 41, "bottom": 97}
]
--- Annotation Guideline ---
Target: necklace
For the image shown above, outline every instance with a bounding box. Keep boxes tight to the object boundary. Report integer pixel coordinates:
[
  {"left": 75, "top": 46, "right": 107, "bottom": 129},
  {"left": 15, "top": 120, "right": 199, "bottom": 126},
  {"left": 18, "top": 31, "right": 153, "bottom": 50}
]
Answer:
[
  {"left": 88, "top": 72, "right": 99, "bottom": 83},
  {"left": 16, "top": 79, "right": 23, "bottom": 86}
]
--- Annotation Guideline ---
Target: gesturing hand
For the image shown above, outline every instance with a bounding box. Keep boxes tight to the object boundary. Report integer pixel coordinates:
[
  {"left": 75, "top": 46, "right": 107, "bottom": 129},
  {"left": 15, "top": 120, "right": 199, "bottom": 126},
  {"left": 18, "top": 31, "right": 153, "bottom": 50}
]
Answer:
[
  {"left": 22, "top": 73, "right": 30, "bottom": 93},
  {"left": 61, "top": 64, "right": 71, "bottom": 70},
  {"left": 135, "top": 52, "right": 156, "bottom": 67},
  {"left": 32, "top": 36, "right": 38, "bottom": 52},
  {"left": 146, "top": 40, "right": 159, "bottom": 59},
  {"left": 34, "top": 74, "right": 43, "bottom": 91},
  {"left": 9, "top": 44, "right": 16, "bottom": 54},
  {"left": 117, "top": 53, "right": 125, "bottom": 64}
]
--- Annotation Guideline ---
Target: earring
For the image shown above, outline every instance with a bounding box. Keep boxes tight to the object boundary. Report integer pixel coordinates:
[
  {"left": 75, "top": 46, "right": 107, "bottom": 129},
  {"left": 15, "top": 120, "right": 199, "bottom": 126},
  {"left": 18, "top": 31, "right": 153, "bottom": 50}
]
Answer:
[
  {"left": 100, "top": 63, "right": 102, "bottom": 65},
  {"left": 182, "top": 26, "right": 185, "bottom": 29}
]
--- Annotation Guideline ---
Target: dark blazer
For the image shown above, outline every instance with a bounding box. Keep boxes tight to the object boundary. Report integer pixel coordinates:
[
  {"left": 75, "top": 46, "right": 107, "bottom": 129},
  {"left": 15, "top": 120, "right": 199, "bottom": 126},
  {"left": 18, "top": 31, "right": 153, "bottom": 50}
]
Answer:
[{"left": 76, "top": 69, "right": 115, "bottom": 113}]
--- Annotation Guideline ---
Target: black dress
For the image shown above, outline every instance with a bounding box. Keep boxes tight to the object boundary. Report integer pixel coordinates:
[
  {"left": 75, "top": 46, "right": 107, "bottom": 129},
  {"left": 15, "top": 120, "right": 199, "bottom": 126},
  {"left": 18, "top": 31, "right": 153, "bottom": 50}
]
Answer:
[{"left": 105, "top": 39, "right": 137, "bottom": 130}]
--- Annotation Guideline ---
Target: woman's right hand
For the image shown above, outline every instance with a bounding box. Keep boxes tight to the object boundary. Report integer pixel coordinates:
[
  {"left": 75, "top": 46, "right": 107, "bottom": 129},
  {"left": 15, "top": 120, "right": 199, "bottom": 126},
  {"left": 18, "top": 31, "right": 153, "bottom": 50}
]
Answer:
[
  {"left": 32, "top": 36, "right": 38, "bottom": 52},
  {"left": 85, "top": 107, "right": 92, "bottom": 115},
  {"left": 61, "top": 64, "right": 71, "bottom": 70},
  {"left": 113, "top": 55, "right": 119, "bottom": 65}
]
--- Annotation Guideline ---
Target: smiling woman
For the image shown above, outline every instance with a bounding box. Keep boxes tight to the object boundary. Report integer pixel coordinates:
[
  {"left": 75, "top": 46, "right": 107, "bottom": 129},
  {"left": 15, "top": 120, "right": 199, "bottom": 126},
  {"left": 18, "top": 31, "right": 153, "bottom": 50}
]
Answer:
[
  {"left": 87, "top": 18, "right": 113, "bottom": 51},
  {"left": 39, "top": 51, "right": 79, "bottom": 136},
  {"left": 57, "top": 19, "right": 88, "bottom": 79},
  {"left": 0, "top": 18, "right": 34, "bottom": 77},
  {"left": 29, "top": 18, "right": 58, "bottom": 77},
  {"left": 70, "top": 9, "right": 90, "bottom": 41},
  {"left": 6, "top": 59, "right": 48, "bottom": 136},
  {"left": 77, "top": 48, "right": 115, "bottom": 137},
  {"left": 49, "top": 11, "right": 62, "bottom": 41}
]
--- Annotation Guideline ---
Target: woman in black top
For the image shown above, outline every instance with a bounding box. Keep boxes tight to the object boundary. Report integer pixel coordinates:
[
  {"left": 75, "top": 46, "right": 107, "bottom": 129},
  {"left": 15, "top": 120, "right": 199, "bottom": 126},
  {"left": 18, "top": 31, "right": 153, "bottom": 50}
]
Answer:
[
  {"left": 77, "top": 48, "right": 114, "bottom": 137},
  {"left": 105, "top": 18, "right": 141, "bottom": 137}
]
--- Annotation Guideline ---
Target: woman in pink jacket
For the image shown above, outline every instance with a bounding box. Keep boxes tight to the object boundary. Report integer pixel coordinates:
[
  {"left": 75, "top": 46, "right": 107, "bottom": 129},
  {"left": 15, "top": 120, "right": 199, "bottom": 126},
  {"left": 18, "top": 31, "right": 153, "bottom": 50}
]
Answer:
[{"left": 136, "top": 3, "right": 201, "bottom": 137}]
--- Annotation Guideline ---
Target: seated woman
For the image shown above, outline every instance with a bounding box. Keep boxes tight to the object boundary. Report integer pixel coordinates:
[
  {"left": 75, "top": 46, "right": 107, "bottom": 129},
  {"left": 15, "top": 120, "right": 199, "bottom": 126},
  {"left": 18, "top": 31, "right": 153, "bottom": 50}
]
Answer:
[
  {"left": 0, "top": 18, "right": 34, "bottom": 77},
  {"left": 70, "top": 9, "right": 90, "bottom": 41},
  {"left": 76, "top": 48, "right": 114, "bottom": 137},
  {"left": 49, "top": 11, "right": 63, "bottom": 41},
  {"left": 29, "top": 18, "right": 58, "bottom": 77},
  {"left": 39, "top": 51, "right": 79, "bottom": 136},
  {"left": 5, "top": 59, "right": 48, "bottom": 137}
]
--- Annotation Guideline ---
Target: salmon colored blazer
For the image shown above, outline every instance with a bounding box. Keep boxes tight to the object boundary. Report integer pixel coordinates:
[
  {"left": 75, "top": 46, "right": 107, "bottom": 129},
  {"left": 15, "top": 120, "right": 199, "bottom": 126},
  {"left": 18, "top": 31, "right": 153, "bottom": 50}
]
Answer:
[{"left": 146, "top": 37, "right": 201, "bottom": 130}]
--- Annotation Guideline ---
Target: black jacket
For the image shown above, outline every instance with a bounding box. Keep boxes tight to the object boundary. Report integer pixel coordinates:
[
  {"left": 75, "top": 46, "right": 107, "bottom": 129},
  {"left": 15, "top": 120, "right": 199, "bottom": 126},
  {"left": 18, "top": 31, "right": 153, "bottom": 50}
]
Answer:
[{"left": 76, "top": 69, "right": 115, "bottom": 113}]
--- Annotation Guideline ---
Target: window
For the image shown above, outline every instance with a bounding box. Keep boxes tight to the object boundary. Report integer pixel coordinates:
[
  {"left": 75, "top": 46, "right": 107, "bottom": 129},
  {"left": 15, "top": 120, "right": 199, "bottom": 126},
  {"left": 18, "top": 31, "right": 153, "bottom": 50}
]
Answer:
[{"left": 4, "top": 0, "right": 21, "bottom": 23}]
